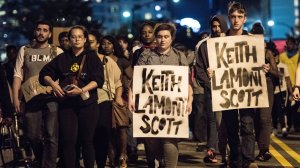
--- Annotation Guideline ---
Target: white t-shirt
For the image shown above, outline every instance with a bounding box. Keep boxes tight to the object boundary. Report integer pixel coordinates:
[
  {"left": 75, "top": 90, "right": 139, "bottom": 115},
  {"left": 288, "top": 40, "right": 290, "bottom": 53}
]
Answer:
[{"left": 274, "top": 62, "right": 289, "bottom": 94}]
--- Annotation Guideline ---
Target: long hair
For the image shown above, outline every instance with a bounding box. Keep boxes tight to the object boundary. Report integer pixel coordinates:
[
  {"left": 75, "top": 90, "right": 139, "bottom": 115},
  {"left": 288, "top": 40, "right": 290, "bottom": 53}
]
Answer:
[{"left": 99, "top": 35, "right": 124, "bottom": 58}]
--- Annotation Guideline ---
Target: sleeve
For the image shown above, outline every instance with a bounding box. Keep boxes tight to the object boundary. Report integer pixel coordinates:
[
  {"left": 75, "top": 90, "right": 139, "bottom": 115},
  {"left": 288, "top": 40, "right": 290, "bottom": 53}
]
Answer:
[
  {"left": 87, "top": 53, "right": 104, "bottom": 88},
  {"left": 38, "top": 54, "right": 61, "bottom": 86},
  {"left": 194, "top": 43, "right": 208, "bottom": 82},
  {"left": 111, "top": 60, "right": 122, "bottom": 89},
  {"left": 14, "top": 46, "right": 25, "bottom": 81},
  {"left": 56, "top": 47, "right": 64, "bottom": 55}
]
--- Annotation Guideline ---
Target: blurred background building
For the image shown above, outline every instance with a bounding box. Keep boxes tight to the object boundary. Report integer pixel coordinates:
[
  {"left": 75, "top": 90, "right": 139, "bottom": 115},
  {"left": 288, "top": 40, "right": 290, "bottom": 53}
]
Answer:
[{"left": 0, "top": 0, "right": 299, "bottom": 60}]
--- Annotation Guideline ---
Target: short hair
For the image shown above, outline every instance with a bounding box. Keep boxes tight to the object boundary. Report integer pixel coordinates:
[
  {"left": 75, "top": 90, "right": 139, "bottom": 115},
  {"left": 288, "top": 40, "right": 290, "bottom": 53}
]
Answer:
[
  {"left": 286, "top": 36, "right": 298, "bottom": 45},
  {"left": 228, "top": 1, "right": 247, "bottom": 16},
  {"left": 139, "top": 21, "right": 156, "bottom": 35},
  {"left": 58, "top": 31, "right": 68, "bottom": 41},
  {"left": 99, "top": 35, "right": 124, "bottom": 58},
  {"left": 89, "top": 30, "right": 102, "bottom": 43},
  {"left": 154, "top": 23, "right": 176, "bottom": 39},
  {"left": 68, "top": 25, "right": 90, "bottom": 49},
  {"left": 35, "top": 20, "right": 53, "bottom": 32}
]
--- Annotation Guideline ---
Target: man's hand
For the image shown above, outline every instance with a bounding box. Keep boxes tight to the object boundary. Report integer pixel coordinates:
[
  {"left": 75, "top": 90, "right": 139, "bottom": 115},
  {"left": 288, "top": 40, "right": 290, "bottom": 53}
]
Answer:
[
  {"left": 185, "top": 100, "right": 192, "bottom": 115},
  {"left": 207, "top": 67, "right": 214, "bottom": 79},
  {"left": 13, "top": 98, "right": 21, "bottom": 113}
]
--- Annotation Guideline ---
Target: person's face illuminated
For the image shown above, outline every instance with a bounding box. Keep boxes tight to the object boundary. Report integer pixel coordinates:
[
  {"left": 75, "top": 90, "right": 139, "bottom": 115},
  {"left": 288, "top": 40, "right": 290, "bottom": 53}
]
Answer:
[
  {"left": 101, "top": 39, "right": 114, "bottom": 55},
  {"left": 69, "top": 28, "right": 86, "bottom": 50},
  {"left": 141, "top": 25, "right": 155, "bottom": 45},
  {"left": 34, "top": 24, "right": 51, "bottom": 43},
  {"left": 156, "top": 30, "right": 172, "bottom": 52},
  {"left": 229, "top": 11, "right": 247, "bottom": 31},
  {"left": 88, "top": 34, "right": 99, "bottom": 51}
]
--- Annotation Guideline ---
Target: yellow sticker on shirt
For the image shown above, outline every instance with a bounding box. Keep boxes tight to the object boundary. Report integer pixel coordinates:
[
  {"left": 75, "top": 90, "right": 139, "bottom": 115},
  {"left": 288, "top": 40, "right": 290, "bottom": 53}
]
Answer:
[{"left": 70, "top": 63, "right": 79, "bottom": 72}]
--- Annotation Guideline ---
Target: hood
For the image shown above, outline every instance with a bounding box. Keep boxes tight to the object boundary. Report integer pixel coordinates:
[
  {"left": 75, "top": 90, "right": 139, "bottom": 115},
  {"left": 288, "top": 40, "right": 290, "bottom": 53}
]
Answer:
[{"left": 210, "top": 15, "right": 228, "bottom": 33}]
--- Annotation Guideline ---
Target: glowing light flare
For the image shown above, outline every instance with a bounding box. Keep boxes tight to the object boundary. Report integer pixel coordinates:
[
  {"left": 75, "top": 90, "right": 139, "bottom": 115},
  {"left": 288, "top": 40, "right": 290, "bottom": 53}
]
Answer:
[{"left": 180, "top": 18, "right": 201, "bottom": 33}]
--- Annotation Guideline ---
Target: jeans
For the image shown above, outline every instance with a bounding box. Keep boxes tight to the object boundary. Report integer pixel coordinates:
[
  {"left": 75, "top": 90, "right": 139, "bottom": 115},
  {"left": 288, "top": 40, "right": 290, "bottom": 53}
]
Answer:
[
  {"left": 255, "top": 78, "right": 274, "bottom": 151},
  {"left": 204, "top": 87, "right": 217, "bottom": 150},
  {"left": 144, "top": 138, "right": 178, "bottom": 168},
  {"left": 222, "top": 108, "right": 255, "bottom": 167},
  {"left": 25, "top": 101, "right": 58, "bottom": 168}
]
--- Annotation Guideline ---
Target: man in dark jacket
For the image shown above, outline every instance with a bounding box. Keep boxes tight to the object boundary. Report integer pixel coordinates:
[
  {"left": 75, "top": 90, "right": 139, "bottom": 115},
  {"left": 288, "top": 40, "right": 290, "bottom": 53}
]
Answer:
[{"left": 194, "top": 14, "right": 228, "bottom": 164}]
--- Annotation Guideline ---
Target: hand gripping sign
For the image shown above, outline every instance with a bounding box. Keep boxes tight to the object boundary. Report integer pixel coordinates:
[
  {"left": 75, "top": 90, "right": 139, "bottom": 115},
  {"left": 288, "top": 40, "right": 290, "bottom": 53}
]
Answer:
[{"left": 132, "top": 65, "right": 189, "bottom": 138}]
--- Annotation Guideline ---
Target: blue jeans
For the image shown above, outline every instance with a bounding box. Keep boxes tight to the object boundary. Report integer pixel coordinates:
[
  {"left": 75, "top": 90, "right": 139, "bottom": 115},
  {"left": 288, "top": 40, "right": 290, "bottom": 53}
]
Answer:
[
  {"left": 222, "top": 109, "right": 255, "bottom": 167},
  {"left": 25, "top": 101, "right": 58, "bottom": 168}
]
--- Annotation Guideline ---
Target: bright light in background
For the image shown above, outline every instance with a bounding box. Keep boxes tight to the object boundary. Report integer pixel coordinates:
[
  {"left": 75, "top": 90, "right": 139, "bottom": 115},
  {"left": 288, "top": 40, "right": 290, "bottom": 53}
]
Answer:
[
  {"left": 156, "top": 13, "right": 163, "bottom": 19},
  {"left": 128, "top": 33, "right": 133, "bottom": 39},
  {"left": 180, "top": 18, "right": 201, "bottom": 33},
  {"left": 87, "top": 16, "right": 92, "bottom": 22},
  {"left": 96, "top": 0, "right": 102, "bottom": 3},
  {"left": 173, "top": 0, "right": 180, "bottom": 3},
  {"left": 145, "top": 13, "right": 152, "bottom": 20},
  {"left": 13, "top": 10, "right": 17, "bottom": 14},
  {"left": 155, "top": 5, "right": 161, "bottom": 11},
  {"left": 267, "top": 20, "right": 275, "bottom": 27},
  {"left": 123, "top": 11, "right": 131, "bottom": 18}
]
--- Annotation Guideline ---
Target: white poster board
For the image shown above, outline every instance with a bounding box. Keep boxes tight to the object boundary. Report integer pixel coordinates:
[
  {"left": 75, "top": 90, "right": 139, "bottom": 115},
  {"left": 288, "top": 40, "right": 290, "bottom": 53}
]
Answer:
[
  {"left": 132, "top": 65, "right": 189, "bottom": 138},
  {"left": 207, "top": 35, "right": 269, "bottom": 111}
]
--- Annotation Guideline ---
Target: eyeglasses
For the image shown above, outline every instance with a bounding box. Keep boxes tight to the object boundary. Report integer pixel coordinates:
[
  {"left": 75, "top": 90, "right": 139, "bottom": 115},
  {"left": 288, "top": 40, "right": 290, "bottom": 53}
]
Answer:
[{"left": 70, "top": 35, "right": 84, "bottom": 40}]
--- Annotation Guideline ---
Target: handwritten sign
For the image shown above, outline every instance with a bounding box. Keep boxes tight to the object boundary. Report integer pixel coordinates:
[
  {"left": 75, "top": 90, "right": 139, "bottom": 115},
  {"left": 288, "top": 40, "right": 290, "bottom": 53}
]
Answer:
[
  {"left": 132, "top": 65, "right": 189, "bottom": 138},
  {"left": 207, "top": 35, "right": 269, "bottom": 111}
]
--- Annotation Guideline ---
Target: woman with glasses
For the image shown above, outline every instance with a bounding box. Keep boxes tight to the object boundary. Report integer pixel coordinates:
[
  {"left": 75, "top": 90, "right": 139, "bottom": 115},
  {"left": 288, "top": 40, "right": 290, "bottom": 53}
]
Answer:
[{"left": 39, "top": 25, "right": 104, "bottom": 168}]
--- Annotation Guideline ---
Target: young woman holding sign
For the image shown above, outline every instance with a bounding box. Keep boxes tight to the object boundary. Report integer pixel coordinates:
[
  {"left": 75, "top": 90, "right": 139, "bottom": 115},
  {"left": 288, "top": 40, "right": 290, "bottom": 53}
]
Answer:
[{"left": 128, "top": 23, "right": 193, "bottom": 168}]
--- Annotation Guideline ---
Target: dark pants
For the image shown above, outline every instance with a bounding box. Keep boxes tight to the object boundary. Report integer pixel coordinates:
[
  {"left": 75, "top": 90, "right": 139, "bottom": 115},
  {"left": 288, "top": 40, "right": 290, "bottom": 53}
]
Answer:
[
  {"left": 25, "top": 101, "right": 58, "bottom": 168},
  {"left": 222, "top": 108, "right": 255, "bottom": 167},
  {"left": 272, "top": 92, "right": 287, "bottom": 129},
  {"left": 94, "top": 101, "right": 113, "bottom": 168},
  {"left": 191, "top": 93, "right": 207, "bottom": 142},
  {"left": 59, "top": 102, "right": 99, "bottom": 168},
  {"left": 254, "top": 78, "right": 274, "bottom": 151}
]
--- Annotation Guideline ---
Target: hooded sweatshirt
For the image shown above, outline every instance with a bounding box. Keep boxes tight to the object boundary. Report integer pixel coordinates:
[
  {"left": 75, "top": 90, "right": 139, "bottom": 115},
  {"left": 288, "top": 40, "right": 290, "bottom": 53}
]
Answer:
[{"left": 194, "top": 15, "right": 228, "bottom": 89}]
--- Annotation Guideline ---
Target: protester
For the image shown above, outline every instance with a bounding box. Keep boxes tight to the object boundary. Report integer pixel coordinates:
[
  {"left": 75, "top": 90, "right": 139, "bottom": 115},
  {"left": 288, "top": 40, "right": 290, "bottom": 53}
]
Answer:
[
  {"left": 58, "top": 31, "right": 71, "bottom": 51},
  {"left": 250, "top": 22, "right": 279, "bottom": 162},
  {"left": 88, "top": 31, "right": 124, "bottom": 168},
  {"left": 194, "top": 14, "right": 228, "bottom": 165},
  {"left": 206, "top": 2, "right": 270, "bottom": 168},
  {"left": 39, "top": 25, "right": 104, "bottom": 168},
  {"left": 12, "top": 20, "right": 63, "bottom": 168},
  {"left": 280, "top": 36, "right": 300, "bottom": 131},
  {"left": 270, "top": 40, "right": 292, "bottom": 137},
  {"left": 128, "top": 23, "right": 193, "bottom": 168},
  {"left": 116, "top": 35, "right": 131, "bottom": 61},
  {"left": 131, "top": 21, "right": 156, "bottom": 67},
  {"left": 99, "top": 35, "right": 131, "bottom": 167}
]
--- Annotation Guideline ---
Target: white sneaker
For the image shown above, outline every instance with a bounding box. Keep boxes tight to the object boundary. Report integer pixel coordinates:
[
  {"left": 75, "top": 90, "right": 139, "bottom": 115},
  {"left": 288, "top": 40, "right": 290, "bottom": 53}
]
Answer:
[
  {"left": 272, "top": 129, "right": 278, "bottom": 136},
  {"left": 282, "top": 127, "right": 288, "bottom": 138}
]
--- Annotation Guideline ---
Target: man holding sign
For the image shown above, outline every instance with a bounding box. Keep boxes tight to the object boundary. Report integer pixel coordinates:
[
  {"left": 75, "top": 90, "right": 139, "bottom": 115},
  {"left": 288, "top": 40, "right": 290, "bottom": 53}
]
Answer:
[
  {"left": 207, "top": 2, "right": 270, "bottom": 168},
  {"left": 128, "top": 23, "right": 193, "bottom": 168}
]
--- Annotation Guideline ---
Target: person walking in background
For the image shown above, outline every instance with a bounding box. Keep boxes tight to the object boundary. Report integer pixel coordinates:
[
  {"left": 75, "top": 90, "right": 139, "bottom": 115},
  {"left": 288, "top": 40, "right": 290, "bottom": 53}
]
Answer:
[
  {"left": 13, "top": 20, "right": 63, "bottom": 168},
  {"left": 39, "top": 25, "right": 104, "bottom": 168},
  {"left": 58, "top": 31, "right": 71, "bottom": 52},
  {"left": 194, "top": 14, "right": 228, "bottom": 165},
  {"left": 250, "top": 22, "right": 279, "bottom": 162},
  {"left": 99, "top": 35, "right": 132, "bottom": 167}
]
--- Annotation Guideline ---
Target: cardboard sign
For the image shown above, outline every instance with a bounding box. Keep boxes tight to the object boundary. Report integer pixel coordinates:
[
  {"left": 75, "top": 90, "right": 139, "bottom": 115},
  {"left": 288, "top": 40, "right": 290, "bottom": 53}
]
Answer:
[
  {"left": 21, "top": 75, "right": 52, "bottom": 102},
  {"left": 132, "top": 65, "right": 189, "bottom": 138},
  {"left": 207, "top": 35, "right": 269, "bottom": 111}
]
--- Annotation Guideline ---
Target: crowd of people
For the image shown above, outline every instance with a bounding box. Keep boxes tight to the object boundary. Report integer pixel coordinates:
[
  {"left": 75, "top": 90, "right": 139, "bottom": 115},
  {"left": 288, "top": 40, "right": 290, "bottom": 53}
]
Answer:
[{"left": 0, "top": 1, "right": 300, "bottom": 168}]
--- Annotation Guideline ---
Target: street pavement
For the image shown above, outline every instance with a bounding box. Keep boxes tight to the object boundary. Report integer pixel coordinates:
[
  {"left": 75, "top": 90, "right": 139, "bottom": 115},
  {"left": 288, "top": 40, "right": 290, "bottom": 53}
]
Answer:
[
  {"left": 124, "top": 132, "right": 300, "bottom": 168},
  {"left": 1, "top": 131, "right": 300, "bottom": 167}
]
